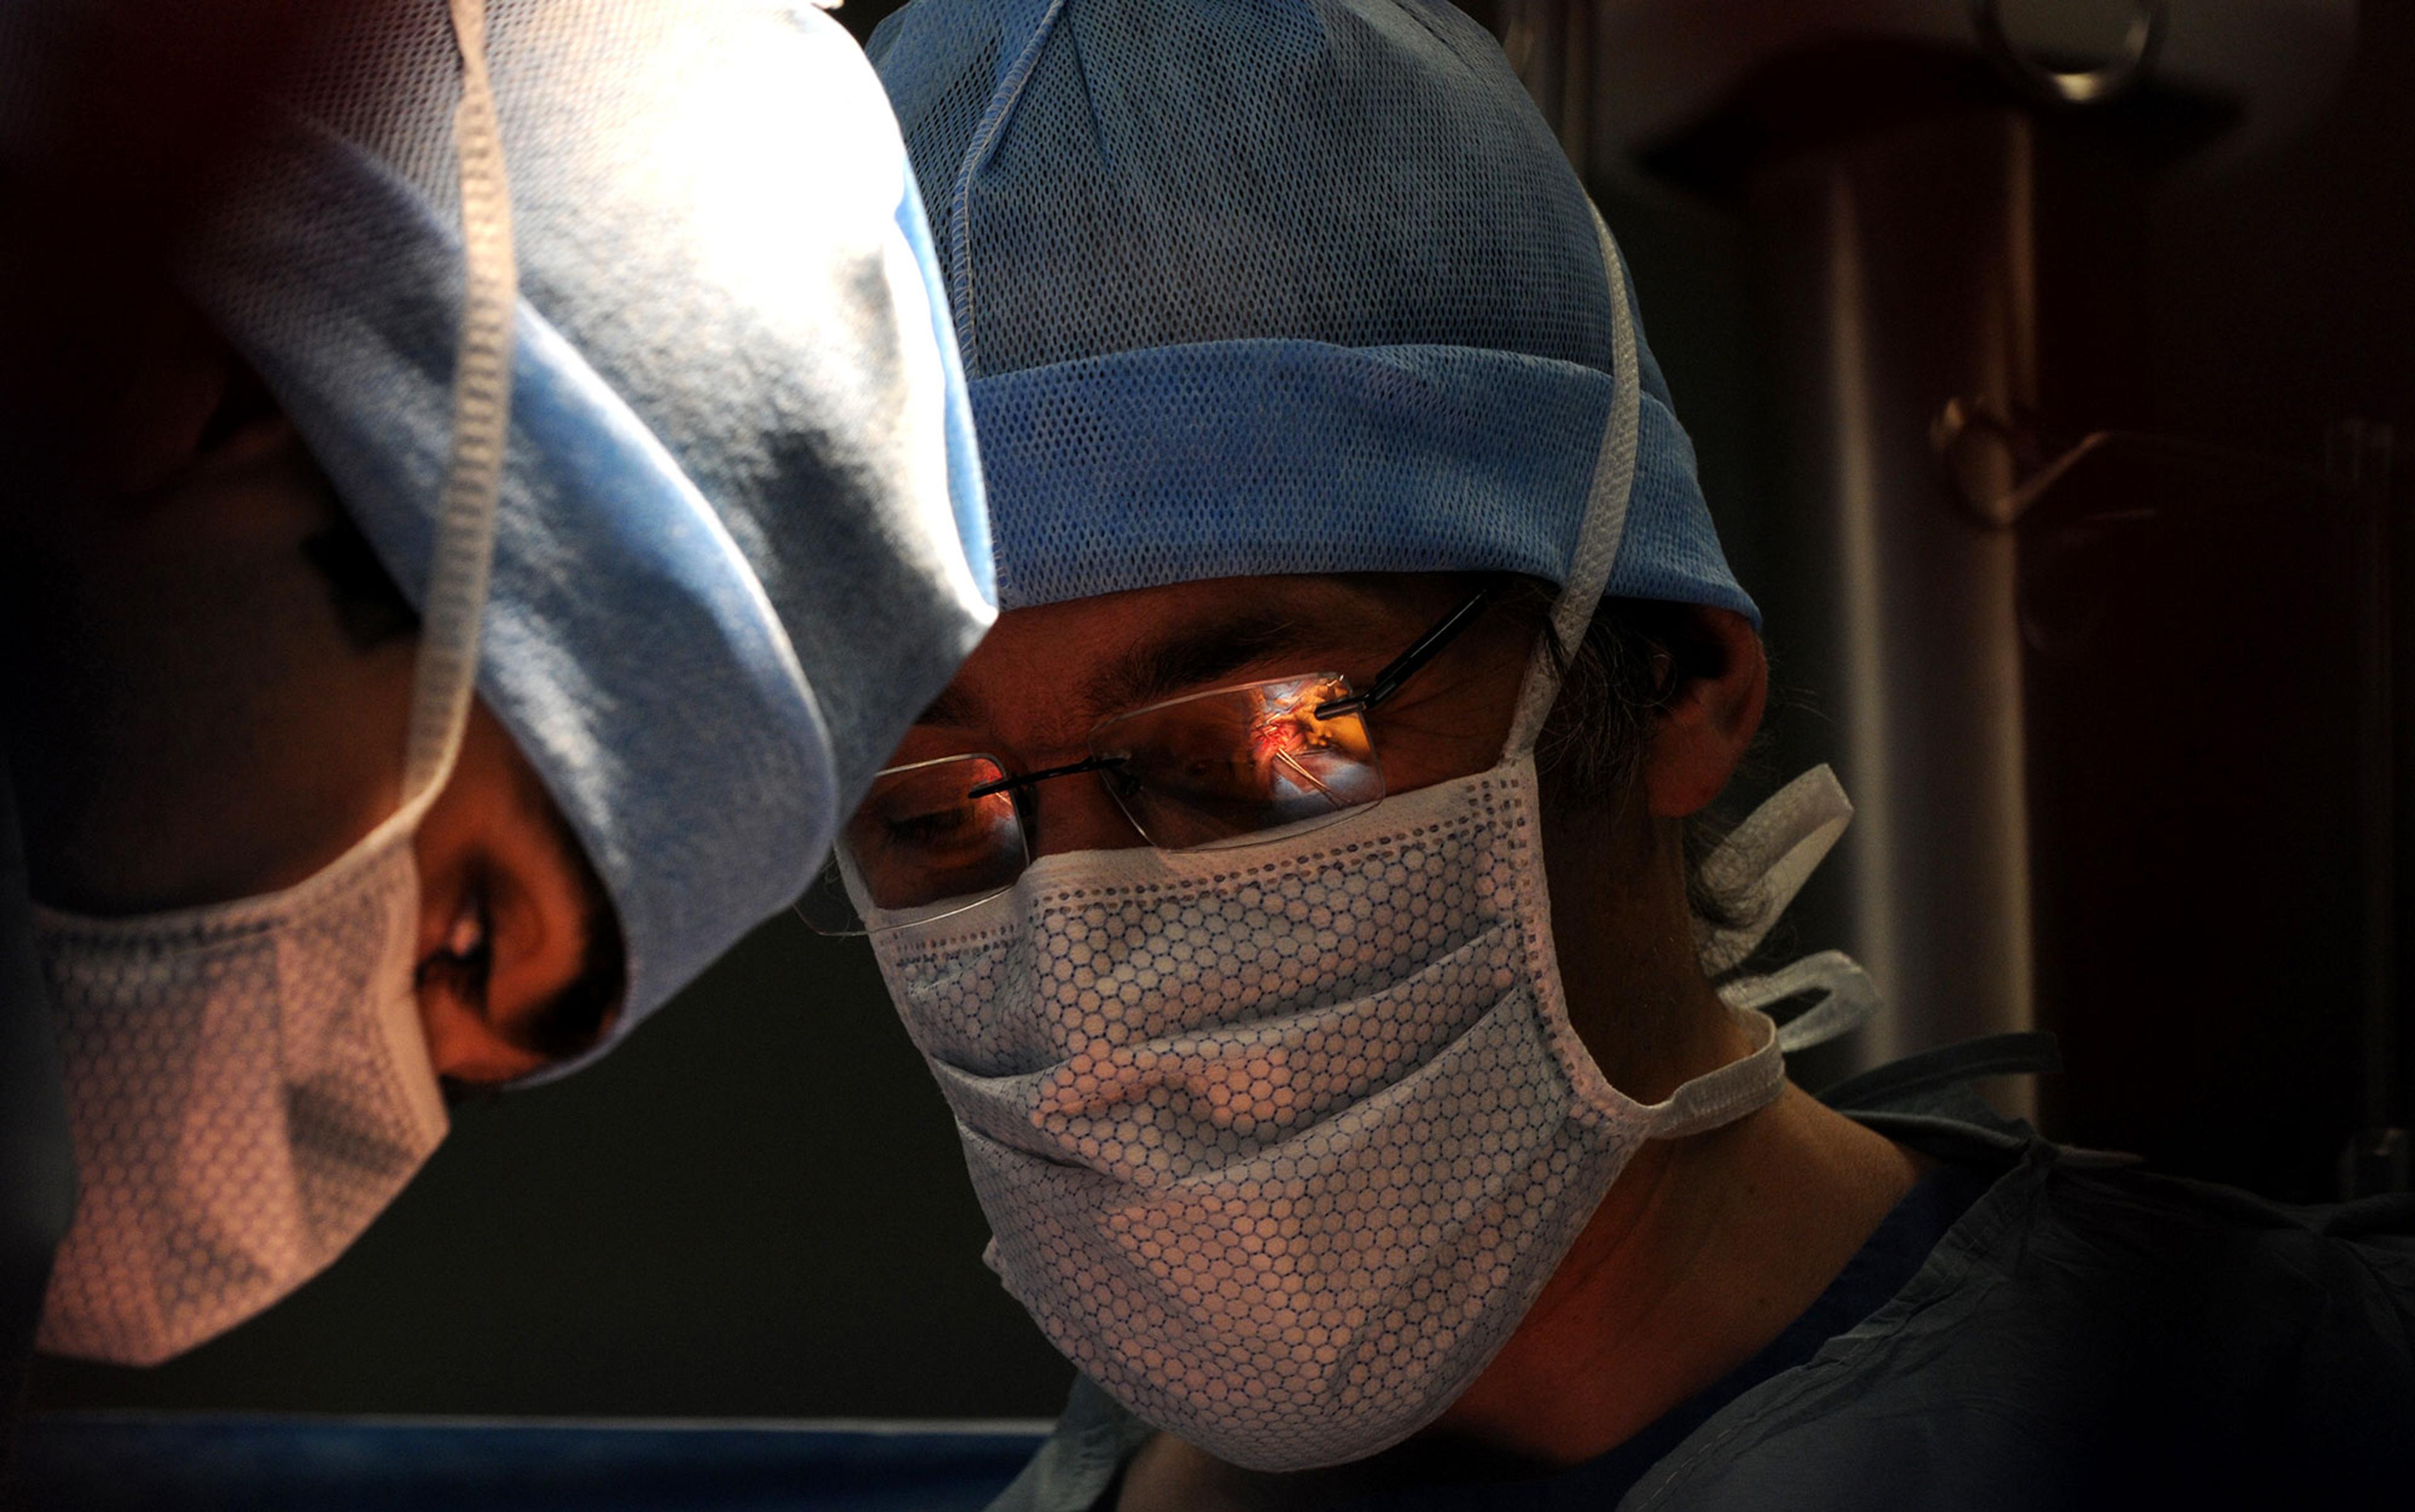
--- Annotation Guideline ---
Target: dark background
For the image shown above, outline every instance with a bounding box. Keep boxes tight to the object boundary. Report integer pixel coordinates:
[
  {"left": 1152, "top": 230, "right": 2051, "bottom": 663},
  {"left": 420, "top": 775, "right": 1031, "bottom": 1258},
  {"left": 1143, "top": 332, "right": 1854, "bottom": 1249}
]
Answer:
[{"left": 29, "top": 0, "right": 2415, "bottom": 1421}]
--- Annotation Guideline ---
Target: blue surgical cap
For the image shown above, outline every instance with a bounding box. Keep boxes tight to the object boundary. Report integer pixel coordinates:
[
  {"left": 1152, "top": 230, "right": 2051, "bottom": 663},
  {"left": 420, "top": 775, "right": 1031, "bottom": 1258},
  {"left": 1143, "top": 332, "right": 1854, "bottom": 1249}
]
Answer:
[
  {"left": 867, "top": 0, "right": 1754, "bottom": 624},
  {"left": 176, "top": 0, "right": 997, "bottom": 1063}
]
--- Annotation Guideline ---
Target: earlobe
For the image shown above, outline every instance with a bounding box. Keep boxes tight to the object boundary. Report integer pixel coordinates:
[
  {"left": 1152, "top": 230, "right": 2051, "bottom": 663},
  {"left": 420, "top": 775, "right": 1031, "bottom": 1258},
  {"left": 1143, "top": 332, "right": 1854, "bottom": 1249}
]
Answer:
[{"left": 1641, "top": 609, "right": 1767, "bottom": 820}]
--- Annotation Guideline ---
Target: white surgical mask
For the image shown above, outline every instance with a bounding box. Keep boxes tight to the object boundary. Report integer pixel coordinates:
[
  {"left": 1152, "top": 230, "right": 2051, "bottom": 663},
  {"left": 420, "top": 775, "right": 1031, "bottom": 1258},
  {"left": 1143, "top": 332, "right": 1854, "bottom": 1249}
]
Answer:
[
  {"left": 31, "top": 0, "right": 518, "bottom": 1366},
  {"left": 866, "top": 757, "right": 1873, "bottom": 1472},
  {"left": 33, "top": 835, "right": 447, "bottom": 1364}
]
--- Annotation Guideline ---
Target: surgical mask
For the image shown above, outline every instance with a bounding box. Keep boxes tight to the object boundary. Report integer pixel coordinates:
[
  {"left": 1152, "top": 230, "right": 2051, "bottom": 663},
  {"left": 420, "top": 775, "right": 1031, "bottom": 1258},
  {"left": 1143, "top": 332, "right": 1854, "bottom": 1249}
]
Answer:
[
  {"left": 33, "top": 834, "right": 447, "bottom": 1364},
  {"left": 865, "top": 757, "right": 1874, "bottom": 1472},
  {"left": 31, "top": 0, "right": 517, "bottom": 1366}
]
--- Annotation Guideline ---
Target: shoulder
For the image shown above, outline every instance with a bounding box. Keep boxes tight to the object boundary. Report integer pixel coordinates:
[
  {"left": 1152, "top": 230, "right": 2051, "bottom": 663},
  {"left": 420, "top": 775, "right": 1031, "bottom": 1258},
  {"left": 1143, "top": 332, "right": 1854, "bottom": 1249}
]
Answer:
[
  {"left": 2033, "top": 1147, "right": 2415, "bottom": 1284},
  {"left": 2001, "top": 1150, "right": 2415, "bottom": 1420},
  {"left": 1626, "top": 1126, "right": 2415, "bottom": 1512},
  {"left": 985, "top": 1376, "right": 1157, "bottom": 1512}
]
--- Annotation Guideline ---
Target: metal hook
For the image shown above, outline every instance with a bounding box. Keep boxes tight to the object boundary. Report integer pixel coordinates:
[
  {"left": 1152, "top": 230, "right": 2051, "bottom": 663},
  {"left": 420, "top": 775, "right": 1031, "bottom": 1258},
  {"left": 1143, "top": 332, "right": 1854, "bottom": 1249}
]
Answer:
[
  {"left": 1970, "top": 0, "right": 2168, "bottom": 108},
  {"left": 1931, "top": 396, "right": 2326, "bottom": 528}
]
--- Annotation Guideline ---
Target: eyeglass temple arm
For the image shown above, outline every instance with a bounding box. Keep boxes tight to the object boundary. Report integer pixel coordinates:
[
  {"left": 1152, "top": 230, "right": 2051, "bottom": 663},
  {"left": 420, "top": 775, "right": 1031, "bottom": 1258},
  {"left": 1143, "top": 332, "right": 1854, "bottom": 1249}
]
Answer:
[
  {"left": 1314, "top": 583, "right": 1499, "bottom": 720},
  {"left": 965, "top": 753, "right": 1126, "bottom": 800}
]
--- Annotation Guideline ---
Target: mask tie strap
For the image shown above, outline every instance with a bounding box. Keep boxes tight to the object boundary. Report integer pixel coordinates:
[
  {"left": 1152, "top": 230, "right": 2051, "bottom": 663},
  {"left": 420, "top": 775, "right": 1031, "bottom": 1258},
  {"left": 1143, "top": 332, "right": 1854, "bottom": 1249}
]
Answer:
[
  {"left": 1633, "top": 768, "right": 1882, "bottom": 1141},
  {"left": 1694, "top": 765, "right": 1855, "bottom": 976},
  {"left": 360, "top": 0, "right": 515, "bottom": 1141},
  {"left": 1506, "top": 203, "right": 1640, "bottom": 758},
  {"left": 1638, "top": 1008, "right": 1787, "bottom": 1142},
  {"left": 1725, "top": 950, "right": 1882, "bottom": 1054},
  {"left": 365, "top": 0, "right": 516, "bottom": 850},
  {"left": 1632, "top": 957, "right": 1882, "bottom": 1145}
]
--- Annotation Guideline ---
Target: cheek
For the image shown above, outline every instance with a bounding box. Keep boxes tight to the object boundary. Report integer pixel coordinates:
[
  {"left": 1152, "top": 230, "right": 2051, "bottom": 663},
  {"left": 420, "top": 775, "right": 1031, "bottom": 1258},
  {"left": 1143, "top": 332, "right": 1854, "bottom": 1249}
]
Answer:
[
  {"left": 416, "top": 986, "right": 547, "bottom": 1084},
  {"left": 17, "top": 548, "right": 416, "bottom": 910},
  {"left": 1373, "top": 660, "right": 1531, "bottom": 796},
  {"left": 413, "top": 702, "right": 614, "bottom": 1076}
]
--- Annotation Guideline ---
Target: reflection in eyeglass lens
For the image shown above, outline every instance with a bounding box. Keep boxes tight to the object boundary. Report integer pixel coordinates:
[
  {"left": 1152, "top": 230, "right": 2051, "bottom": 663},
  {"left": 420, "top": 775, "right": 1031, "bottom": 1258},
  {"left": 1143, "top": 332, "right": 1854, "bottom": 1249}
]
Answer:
[
  {"left": 846, "top": 678, "right": 1390, "bottom": 913},
  {"left": 847, "top": 755, "right": 1025, "bottom": 909},
  {"left": 1249, "top": 682, "right": 1377, "bottom": 794},
  {"left": 1105, "top": 676, "right": 1382, "bottom": 848}
]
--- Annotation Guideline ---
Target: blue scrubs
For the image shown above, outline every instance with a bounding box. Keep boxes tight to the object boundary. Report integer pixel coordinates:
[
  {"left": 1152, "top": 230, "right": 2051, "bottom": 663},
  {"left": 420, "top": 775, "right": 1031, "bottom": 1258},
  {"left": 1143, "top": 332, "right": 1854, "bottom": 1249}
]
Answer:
[{"left": 989, "top": 1058, "right": 2415, "bottom": 1511}]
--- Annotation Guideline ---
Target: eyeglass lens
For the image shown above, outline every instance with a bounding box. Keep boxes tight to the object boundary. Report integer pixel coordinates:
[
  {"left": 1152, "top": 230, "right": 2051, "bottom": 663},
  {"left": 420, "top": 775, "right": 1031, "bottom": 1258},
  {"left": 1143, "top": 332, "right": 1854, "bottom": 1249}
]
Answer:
[
  {"left": 831, "top": 675, "right": 1384, "bottom": 922},
  {"left": 1092, "top": 674, "right": 1381, "bottom": 848},
  {"left": 845, "top": 755, "right": 1028, "bottom": 914}
]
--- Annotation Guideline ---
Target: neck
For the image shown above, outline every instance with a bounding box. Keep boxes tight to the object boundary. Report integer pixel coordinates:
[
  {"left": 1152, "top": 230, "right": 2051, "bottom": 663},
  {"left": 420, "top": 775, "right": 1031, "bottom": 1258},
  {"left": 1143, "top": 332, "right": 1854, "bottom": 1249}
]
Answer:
[
  {"left": 1430, "top": 1080, "right": 1919, "bottom": 1465},
  {"left": 1114, "top": 804, "right": 1921, "bottom": 1508},
  {"left": 1116, "top": 1068, "right": 1923, "bottom": 1509},
  {"left": 1427, "top": 802, "right": 1921, "bottom": 1465}
]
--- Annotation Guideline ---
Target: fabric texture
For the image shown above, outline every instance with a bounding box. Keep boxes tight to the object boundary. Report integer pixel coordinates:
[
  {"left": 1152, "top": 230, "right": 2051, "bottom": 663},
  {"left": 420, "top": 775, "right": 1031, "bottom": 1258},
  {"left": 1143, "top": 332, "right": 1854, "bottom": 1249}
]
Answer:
[
  {"left": 871, "top": 759, "right": 1766, "bottom": 1471},
  {"left": 32, "top": 834, "right": 447, "bottom": 1364},
  {"left": 867, "top": 760, "right": 1869, "bottom": 1473},
  {"left": 982, "top": 1084, "right": 2415, "bottom": 1511},
  {"left": 867, "top": 0, "right": 1754, "bottom": 623},
  {"left": 1309, "top": 1160, "right": 1992, "bottom": 1510},
  {"left": 169, "top": 0, "right": 996, "bottom": 1055}
]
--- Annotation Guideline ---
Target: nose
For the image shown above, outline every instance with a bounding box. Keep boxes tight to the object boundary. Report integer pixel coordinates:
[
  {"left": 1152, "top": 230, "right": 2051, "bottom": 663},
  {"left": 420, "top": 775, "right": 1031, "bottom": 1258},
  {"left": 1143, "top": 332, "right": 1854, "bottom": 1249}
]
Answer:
[{"left": 1022, "top": 770, "right": 1151, "bottom": 860}]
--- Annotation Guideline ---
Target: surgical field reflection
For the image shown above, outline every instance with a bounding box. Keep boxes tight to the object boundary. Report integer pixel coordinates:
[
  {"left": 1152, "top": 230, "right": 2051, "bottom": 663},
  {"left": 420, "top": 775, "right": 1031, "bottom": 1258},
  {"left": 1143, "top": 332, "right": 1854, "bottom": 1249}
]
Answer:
[
  {"left": 843, "top": 671, "right": 1395, "bottom": 921},
  {"left": 1098, "top": 674, "right": 1381, "bottom": 844},
  {"left": 6, "top": 0, "right": 2415, "bottom": 1509}
]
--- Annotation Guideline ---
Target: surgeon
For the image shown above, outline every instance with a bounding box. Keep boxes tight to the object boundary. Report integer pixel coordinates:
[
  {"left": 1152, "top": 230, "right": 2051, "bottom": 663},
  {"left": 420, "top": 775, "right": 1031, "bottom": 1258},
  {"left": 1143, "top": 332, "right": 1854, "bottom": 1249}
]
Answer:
[
  {"left": 0, "top": 0, "right": 991, "bottom": 1377},
  {"left": 851, "top": 2, "right": 2415, "bottom": 1507}
]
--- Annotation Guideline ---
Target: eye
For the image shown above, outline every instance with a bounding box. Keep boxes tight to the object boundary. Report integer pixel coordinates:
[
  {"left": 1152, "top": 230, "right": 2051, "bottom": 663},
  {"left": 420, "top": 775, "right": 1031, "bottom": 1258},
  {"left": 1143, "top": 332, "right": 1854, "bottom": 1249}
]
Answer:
[
  {"left": 417, "top": 882, "right": 496, "bottom": 1013},
  {"left": 874, "top": 800, "right": 1016, "bottom": 870},
  {"left": 883, "top": 808, "right": 979, "bottom": 843}
]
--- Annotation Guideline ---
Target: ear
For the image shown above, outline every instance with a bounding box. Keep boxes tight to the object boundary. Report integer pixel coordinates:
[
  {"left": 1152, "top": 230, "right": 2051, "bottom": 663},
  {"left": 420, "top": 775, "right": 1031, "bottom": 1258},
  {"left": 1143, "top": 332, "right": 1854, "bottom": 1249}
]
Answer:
[{"left": 1642, "top": 608, "right": 1766, "bottom": 820}]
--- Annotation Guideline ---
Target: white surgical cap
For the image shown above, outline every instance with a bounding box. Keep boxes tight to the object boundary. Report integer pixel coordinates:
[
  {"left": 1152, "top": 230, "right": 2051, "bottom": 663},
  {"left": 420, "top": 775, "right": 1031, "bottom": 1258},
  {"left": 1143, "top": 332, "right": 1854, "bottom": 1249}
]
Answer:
[{"left": 184, "top": 0, "right": 997, "bottom": 1062}]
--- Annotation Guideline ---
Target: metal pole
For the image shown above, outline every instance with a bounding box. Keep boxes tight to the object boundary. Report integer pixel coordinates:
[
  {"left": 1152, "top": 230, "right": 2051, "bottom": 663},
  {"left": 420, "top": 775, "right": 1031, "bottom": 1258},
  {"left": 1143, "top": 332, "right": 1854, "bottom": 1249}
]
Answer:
[{"left": 2340, "top": 420, "right": 2408, "bottom": 1195}]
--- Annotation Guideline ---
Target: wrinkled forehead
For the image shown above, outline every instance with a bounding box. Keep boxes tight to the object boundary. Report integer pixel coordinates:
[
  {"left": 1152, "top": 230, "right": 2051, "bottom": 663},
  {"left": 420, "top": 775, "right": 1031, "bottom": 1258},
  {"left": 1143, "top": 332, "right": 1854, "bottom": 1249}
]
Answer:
[{"left": 904, "top": 573, "right": 1476, "bottom": 760}]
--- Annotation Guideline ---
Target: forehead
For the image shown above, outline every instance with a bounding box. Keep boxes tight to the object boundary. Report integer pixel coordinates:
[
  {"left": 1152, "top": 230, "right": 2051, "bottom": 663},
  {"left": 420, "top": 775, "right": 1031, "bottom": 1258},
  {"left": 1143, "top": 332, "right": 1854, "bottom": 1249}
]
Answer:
[{"left": 906, "top": 574, "right": 1468, "bottom": 758}]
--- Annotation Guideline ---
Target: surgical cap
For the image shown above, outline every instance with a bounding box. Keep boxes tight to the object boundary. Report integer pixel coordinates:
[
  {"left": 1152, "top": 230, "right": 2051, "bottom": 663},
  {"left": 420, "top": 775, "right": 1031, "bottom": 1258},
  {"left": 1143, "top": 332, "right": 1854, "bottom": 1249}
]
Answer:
[
  {"left": 867, "top": 0, "right": 1754, "bottom": 623},
  {"left": 177, "top": 0, "right": 996, "bottom": 1061}
]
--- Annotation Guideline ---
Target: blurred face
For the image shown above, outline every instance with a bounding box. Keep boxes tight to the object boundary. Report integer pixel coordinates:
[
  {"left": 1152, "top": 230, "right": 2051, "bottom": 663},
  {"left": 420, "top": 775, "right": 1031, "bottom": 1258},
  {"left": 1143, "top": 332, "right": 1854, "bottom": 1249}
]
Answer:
[{"left": 1, "top": 303, "right": 619, "bottom": 1085}]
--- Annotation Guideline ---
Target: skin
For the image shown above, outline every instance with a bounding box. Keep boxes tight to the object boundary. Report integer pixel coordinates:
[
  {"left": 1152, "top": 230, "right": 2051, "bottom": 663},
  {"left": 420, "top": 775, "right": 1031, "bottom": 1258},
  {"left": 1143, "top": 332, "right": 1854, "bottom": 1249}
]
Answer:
[
  {"left": 1, "top": 298, "right": 609, "bottom": 1086},
  {"left": 886, "top": 571, "right": 1922, "bottom": 1509}
]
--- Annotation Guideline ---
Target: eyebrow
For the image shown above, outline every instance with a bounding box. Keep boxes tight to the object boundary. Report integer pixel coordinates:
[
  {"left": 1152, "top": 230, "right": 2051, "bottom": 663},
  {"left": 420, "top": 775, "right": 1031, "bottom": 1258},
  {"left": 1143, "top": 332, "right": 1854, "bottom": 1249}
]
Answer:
[
  {"left": 1080, "top": 603, "right": 1367, "bottom": 715},
  {"left": 915, "top": 681, "right": 988, "bottom": 730},
  {"left": 906, "top": 583, "right": 1399, "bottom": 736}
]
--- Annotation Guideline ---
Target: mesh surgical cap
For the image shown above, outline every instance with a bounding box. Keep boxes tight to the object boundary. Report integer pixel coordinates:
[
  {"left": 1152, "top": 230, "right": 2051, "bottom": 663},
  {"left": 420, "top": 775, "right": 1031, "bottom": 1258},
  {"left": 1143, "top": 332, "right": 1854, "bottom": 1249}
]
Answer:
[
  {"left": 866, "top": 0, "right": 1755, "bottom": 623},
  {"left": 164, "top": 0, "right": 996, "bottom": 1065}
]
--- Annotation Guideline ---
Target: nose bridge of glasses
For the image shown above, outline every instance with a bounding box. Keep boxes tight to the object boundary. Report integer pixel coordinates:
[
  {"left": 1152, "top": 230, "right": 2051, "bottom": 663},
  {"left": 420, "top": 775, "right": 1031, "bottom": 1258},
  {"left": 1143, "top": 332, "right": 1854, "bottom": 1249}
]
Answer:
[{"left": 1019, "top": 762, "right": 1154, "bottom": 859}]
